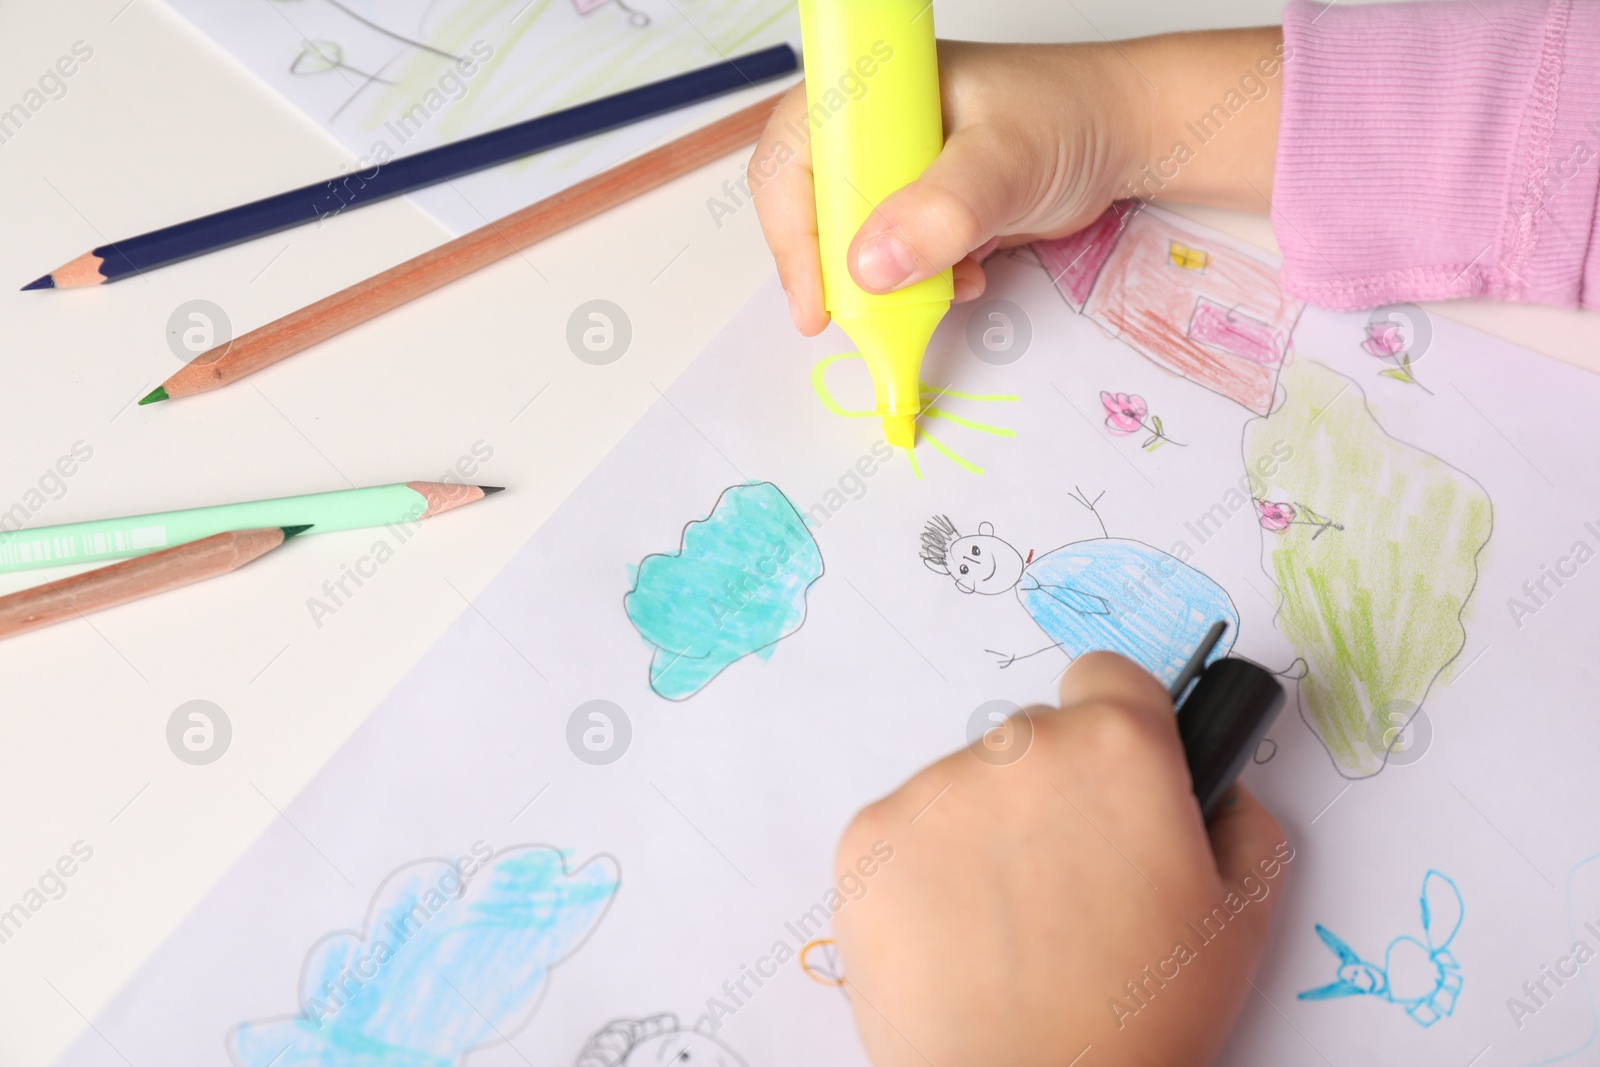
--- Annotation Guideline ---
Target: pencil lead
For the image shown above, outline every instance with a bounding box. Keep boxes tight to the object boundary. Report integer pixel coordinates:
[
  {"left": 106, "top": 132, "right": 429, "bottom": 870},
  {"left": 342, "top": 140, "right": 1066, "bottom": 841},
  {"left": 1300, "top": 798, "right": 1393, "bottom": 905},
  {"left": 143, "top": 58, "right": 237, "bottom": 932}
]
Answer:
[
  {"left": 21, "top": 274, "right": 55, "bottom": 291},
  {"left": 280, "top": 525, "right": 314, "bottom": 540},
  {"left": 137, "top": 386, "right": 169, "bottom": 406},
  {"left": 478, "top": 486, "right": 506, "bottom": 496}
]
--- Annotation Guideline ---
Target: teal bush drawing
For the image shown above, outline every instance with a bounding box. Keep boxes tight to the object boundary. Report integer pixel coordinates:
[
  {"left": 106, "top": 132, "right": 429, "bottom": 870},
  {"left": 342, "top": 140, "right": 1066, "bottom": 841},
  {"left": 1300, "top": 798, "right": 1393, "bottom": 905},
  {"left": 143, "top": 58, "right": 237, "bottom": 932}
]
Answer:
[
  {"left": 228, "top": 845, "right": 619, "bottom": 1066},
  {"left": 625, "top": 482, "right": 824, "bottom": 701},
  {"left": 1300, "top": 869, "right": 1464, "bottom": 1028}
]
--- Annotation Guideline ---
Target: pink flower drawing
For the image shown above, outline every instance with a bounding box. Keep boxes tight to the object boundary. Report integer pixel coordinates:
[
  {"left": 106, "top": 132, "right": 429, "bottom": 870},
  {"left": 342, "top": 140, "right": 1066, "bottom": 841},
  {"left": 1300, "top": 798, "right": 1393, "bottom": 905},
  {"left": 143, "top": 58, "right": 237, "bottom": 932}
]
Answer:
[
  {"left": 1100, "top": 391, "right": 1147, "bottom": 435},
  {"left": 1256, "top": 498, "right": 1344, "bottom": 539},
  {"left": 1362, "top": 323, "right": 1406, "bottom": 359},
  {"left": 1362, "top": 322, "right": 1431, "bottom": 393},
  {"left": 1256, "top": 500, "right": 1297, "bottom": 532},
  {"left": 1100, "top": 391, "right": 1184, "bottom": 451}
]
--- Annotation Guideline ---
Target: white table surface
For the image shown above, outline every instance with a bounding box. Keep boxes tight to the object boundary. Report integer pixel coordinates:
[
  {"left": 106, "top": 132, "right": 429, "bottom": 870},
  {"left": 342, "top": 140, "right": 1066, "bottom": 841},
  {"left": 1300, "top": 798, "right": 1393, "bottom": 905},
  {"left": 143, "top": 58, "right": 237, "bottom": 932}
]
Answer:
[{"left": 2, "top": 1, "right": 1594, "bottom": 1063}]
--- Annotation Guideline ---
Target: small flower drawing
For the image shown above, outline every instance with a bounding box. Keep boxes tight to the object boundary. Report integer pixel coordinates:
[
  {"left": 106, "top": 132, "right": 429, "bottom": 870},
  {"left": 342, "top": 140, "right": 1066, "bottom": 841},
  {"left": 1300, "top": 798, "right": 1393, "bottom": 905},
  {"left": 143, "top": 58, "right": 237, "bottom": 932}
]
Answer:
[
  {"left": 1363, "top": 322, "right": 1432, "bottom": 393},
  {"left": 1100, "top": 391, "right": 1185, "bottom": 451},
  {"left": 1257, "top": 500, "right": 1296, "bottom": 532},
  {"left": 1256, "top": 499, "right": 1344, "bottom": 539}
]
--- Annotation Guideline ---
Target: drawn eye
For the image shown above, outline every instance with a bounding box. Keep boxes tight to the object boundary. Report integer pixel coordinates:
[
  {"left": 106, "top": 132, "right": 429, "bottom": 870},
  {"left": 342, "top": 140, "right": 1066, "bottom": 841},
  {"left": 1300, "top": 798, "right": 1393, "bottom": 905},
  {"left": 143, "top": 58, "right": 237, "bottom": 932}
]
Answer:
[
  {"left": 958, "top": 564, "right": 969, "bottom": 575},
  {"left": 969, "top": 546, "right": 981, "bottom": 556}
]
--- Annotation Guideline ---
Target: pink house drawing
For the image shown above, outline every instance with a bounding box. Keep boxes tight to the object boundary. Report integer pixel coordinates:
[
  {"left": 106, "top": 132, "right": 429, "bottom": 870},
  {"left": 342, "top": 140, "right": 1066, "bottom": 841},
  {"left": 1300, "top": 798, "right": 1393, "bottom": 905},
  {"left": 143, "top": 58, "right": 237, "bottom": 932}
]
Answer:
[{"left": 1034, "top": 202, "right": 1304, "bottom": 415}]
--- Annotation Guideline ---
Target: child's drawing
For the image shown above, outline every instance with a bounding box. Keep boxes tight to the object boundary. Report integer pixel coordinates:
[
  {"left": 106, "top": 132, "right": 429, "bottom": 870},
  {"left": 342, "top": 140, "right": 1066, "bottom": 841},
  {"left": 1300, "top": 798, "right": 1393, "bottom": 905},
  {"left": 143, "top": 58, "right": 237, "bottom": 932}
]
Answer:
[
  {"left": 364, "top": 0, "right": 794, "bottom": 144},
  {"left": 1034, "top": 203, "right": 1305, "bottom": 415},
  {"left": 625, "top": 482, "right": 824, "bottom": 701},
  {"left": 1511, "top": 852, "right": 1600, "bottom": 1066},
  {"left": 1100, "top": 390, "right": 1185, "bottom": 451},
  {"left": 1244, "top": 360, "right": 1491, "bottom": 777},
  {"left": 811, "top": 353, "right": 1018, "bottom": 476},
  {"left": 921, "top": 490, "right": 1239, "bottom": 688},
  {"left": 800, "top": 938, "right": 847, "bottom": 989},
  {"left": 227, "top": 845, "right": 620, "bottom": 1066},
  {"left": 574, "top": 1013, "right": 746, "bottom": 1066},
  {"left": 1363, "top": 320, "right": 1432, "bottom": 393},
  {"left": 1255, "top": 498, "right": 1344, "bottom": 539},
  {"left": 573, "top": 0, "right": 651, "bottom": 25},
  {"left": 1300, "top": 870, "right": 1464, "bottom": 1028}
]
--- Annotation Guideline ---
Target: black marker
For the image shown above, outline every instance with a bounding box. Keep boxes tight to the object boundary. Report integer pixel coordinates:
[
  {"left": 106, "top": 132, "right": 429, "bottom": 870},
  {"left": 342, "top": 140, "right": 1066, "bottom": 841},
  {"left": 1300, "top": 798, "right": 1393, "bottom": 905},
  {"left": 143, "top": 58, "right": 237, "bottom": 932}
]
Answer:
[{"left": 1171, "top": 621, "right": 1285, "bottom": 818}]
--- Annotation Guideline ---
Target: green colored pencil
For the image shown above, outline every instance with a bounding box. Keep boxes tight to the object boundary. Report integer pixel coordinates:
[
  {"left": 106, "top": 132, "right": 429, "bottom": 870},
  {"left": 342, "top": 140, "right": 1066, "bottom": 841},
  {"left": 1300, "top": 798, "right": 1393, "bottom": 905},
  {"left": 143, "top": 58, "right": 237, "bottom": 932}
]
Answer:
[{"left": 0, "top": 481, "right": 500, "bottom": 574}]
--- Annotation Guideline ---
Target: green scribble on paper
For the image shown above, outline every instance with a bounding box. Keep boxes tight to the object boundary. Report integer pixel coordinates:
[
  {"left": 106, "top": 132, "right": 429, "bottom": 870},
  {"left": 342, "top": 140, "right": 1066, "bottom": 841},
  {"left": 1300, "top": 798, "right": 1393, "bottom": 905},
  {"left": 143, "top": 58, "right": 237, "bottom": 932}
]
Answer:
[
  {"left": 1245, "top": 360, "right": 1491, "bottom": 777},
  {"left": 625, "top": 482, "right": 823, "bottom": 701}
]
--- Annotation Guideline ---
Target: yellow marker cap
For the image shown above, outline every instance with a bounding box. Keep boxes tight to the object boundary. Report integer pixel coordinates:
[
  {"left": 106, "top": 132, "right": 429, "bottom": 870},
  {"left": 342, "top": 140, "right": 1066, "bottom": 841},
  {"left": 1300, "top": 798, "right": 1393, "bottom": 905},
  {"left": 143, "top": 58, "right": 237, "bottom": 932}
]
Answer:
[{"left": 799, "top": 0, "right": 953, "bottom": 448}]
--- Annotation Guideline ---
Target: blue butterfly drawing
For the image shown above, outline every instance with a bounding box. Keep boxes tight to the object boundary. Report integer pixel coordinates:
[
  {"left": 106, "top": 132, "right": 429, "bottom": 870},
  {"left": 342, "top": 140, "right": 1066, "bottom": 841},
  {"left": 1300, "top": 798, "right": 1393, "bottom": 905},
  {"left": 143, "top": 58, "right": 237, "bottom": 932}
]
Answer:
[
  {"left": 228, "top": 844, "right": 620, "bottom": 1066},
  {"left": 1299, "top": 869, "right": 1464, "bottom": 1027}
]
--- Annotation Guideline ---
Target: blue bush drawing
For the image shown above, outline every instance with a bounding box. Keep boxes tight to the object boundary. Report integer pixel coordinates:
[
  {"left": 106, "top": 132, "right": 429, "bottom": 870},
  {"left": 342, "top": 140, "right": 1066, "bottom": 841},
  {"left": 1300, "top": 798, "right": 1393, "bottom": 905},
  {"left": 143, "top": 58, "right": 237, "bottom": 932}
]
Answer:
[
  {"left": 625, "top": 482, "right": 824, "bottom": 700},
  {"left": 1299, "top": 869, "right": 1464, "bottom": 1027},
  {"left": 228, "top": 845, "right": 620, "bottom": 1066},
  {"left": 921, "top": 491, "right": 1238, "bottom": 688}
]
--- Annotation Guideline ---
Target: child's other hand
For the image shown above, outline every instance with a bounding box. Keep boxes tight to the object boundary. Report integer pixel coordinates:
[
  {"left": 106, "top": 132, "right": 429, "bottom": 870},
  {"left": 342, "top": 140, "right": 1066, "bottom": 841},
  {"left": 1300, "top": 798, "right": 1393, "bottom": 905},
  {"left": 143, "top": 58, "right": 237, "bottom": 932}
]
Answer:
[
  {"left": 751, "top": 32, "right": 1282, "bottom": 335},
  {"left": 833, "top": 652, "right": 1290, "bottom": 1067}
]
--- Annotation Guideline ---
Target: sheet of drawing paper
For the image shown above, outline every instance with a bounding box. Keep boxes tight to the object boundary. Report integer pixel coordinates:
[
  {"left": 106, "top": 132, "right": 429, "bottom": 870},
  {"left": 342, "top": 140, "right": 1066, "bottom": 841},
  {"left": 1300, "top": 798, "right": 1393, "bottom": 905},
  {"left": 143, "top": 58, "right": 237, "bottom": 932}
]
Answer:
[
  {"left": 160, "top": 0, "right": 797, "bottom": 234},
  {"left": 55, "top": 207, "right": 1600, "bottom": 1067}
]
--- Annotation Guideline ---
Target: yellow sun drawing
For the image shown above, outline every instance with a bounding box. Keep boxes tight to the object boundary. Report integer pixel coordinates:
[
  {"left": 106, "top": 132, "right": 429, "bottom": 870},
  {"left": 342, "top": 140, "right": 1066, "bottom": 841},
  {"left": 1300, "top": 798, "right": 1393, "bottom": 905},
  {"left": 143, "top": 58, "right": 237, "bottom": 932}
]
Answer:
[{"left": 810, "top": 352, "right": 1018, "bottom": 477}]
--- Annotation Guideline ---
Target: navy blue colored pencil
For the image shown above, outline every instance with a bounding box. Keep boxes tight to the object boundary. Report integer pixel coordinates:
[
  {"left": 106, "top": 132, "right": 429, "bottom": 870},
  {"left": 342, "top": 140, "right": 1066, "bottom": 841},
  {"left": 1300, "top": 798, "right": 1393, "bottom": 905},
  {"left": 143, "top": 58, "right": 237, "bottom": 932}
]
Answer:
[{"left": 23, "top": 44, "right": 797, "bottom": 289}]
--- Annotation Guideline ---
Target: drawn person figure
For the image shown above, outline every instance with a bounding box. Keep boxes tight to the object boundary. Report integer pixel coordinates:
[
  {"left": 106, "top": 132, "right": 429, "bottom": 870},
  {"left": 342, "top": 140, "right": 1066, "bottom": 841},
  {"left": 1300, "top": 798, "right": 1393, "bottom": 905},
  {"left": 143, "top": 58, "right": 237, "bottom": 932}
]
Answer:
[
  {"left": 1298, "top": 870, "right": 1465, "bottom": 1027},
  {"left": 575, "top": 1013, "right": 747, "bottom": 1066},
  {"left": 920, "top": 490, "right": 1240, "bottom": 688}
]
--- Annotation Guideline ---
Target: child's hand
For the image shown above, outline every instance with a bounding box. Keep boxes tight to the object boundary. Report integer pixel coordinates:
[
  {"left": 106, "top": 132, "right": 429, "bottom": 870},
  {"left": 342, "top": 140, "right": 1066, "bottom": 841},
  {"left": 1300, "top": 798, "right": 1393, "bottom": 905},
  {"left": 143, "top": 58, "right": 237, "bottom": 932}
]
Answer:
[
  {"left": 751, "top": 32, "right": 1282, "bottom": 335},
  {"left": 833, "top": 652, "right": 1290, "bottom": 1067}
]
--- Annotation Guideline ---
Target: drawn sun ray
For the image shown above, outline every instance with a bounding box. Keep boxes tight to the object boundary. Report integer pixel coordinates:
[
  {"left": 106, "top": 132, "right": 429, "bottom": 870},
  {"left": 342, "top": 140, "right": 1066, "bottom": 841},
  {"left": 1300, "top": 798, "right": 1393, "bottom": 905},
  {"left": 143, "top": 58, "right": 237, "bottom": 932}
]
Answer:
[{"left": 811, "top": 353, "right": 1018, "bottom": 478}]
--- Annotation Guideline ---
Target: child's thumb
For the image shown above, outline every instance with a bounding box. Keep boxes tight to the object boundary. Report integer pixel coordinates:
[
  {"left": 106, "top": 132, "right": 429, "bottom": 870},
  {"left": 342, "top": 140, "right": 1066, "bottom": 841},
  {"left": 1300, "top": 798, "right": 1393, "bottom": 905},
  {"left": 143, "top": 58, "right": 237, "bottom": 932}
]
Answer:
[{"left": 846, "top": 124, "right": 1025, "bottom": 294}]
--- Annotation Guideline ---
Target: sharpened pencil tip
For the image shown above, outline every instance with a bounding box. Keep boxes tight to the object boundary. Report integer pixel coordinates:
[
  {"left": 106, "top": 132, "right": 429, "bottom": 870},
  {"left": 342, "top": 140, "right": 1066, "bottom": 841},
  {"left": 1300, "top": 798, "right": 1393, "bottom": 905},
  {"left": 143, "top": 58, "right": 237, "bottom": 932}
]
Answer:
[
  {"left": 280, "top": 525, "right": 314, "bottom": 540},
  {"left": 137, "top": 386, "right": 169, "bottom": 406},
  {"left": 21, "top": 274, "right": 55, "bottom": 291},
  {"left": 478, "top": 485, "right": 506, "bottom": 496}
]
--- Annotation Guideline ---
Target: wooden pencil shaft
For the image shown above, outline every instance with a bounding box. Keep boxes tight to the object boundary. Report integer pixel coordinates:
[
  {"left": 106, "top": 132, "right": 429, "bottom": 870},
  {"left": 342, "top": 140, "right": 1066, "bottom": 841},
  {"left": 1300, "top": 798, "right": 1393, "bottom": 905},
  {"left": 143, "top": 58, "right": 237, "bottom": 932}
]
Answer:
[
  {"left": 47, "top": 46, "right": 796, "bottom": 285},
  {"left": 0, "top": 529, "right": 283, "bottom": 639},
  {"left": 165, "top": 92, "right": 785, "bottom": 397}
]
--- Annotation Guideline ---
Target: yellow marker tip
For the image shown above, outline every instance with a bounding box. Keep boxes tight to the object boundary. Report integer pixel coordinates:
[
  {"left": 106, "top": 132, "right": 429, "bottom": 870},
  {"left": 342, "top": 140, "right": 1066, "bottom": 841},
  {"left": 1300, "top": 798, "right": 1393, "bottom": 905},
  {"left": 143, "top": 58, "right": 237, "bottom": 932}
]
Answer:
[{"left": 883, "top": 414, "right": 917, "bottom": 449}]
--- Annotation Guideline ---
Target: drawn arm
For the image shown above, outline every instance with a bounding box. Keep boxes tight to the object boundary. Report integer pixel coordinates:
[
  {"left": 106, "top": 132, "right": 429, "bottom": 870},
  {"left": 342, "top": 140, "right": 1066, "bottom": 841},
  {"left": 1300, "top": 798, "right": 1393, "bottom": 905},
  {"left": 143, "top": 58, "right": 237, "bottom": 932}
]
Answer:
[{"left": 986, "top": 643, "right": 1068, "bottom": 669}]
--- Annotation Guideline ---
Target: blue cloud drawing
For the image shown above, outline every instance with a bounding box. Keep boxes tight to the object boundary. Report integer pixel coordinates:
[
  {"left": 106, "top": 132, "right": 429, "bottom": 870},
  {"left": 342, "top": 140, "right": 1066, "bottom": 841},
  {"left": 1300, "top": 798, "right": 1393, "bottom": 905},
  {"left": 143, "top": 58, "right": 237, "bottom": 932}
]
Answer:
[
  {"left": 625, "top": 482, "right": 824, "bottom": 700},
  {"left": 228, "top": 845, "right": 619, "bottom": 1066}
]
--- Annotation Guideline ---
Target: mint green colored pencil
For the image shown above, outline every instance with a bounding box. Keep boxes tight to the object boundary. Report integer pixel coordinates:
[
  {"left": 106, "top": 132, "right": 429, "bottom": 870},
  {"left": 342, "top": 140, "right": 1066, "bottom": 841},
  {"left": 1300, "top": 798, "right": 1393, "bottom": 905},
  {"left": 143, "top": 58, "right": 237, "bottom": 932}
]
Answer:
[{"left": 0, "top": 481, "right": 501, "bottom": 574}]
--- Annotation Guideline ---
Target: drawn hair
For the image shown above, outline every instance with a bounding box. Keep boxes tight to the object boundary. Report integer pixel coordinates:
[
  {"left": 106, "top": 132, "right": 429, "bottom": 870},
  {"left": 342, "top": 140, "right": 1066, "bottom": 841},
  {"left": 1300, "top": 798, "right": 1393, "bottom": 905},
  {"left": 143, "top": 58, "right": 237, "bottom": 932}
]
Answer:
[
  {"left": 920, "top": 515, "right": 959, "bottom": 570},
  {"left": 574, "top": 1013, "right": 679, "bottom": 1067}
]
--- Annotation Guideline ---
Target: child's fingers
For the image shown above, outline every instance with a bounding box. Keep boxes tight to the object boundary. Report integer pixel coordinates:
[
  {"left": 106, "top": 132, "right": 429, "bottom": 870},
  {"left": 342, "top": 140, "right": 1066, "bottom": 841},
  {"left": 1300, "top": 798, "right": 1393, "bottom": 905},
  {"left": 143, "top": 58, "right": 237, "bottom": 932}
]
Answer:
[
  {"left": 749, "top": 87, "right": 830, "bottom": 335},
  {"left": 846, "top": 123, "right": 1030, "bottom": 295},
  {"left": 1055, "top": 650, "right": 1176, "bottom": 733},
  {"left": 951, "top": 254, "right": 987, "bottom": 303},
  {"left": 1206, "top": 784, "right": 1289, "bottom": 941}
]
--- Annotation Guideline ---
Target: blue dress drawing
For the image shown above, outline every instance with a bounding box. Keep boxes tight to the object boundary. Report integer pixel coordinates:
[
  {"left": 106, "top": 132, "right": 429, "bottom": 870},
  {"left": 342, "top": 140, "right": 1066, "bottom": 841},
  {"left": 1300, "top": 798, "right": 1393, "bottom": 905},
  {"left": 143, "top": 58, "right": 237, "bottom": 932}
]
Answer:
[
  {"left": 921, "top": 503, "right": 1238, "bottom": 688},
  {"left": 1017, "top": 539, "right": 1239, "bottom": 687}
]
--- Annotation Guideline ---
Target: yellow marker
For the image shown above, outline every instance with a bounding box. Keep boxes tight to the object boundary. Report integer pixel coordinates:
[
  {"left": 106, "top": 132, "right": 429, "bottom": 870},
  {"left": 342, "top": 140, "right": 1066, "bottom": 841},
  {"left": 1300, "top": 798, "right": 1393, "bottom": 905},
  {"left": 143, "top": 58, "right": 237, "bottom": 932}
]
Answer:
[{"left": 799, "top": 0, "right": 953, "bottom": 449}]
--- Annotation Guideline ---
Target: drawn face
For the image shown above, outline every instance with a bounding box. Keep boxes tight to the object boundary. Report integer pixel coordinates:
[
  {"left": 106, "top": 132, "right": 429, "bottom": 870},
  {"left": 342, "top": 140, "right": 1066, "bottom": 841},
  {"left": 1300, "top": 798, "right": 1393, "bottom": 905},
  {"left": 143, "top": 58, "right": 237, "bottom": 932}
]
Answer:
[
  {"left": 942, "top": 524, "right": 1026, "bottom": 596},
  {"left": 625, "top": 1030, "right": 746, "bottom": 1066},
  {"left": 1337, "top": 962, "right": 1384, "bottom": 995}
]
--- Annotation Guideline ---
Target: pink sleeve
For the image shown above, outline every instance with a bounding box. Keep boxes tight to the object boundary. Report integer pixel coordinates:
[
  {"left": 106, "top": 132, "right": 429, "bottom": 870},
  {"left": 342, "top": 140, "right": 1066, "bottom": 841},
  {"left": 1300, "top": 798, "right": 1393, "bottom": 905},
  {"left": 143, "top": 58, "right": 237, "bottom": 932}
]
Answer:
[{"left": 1273, "top": 0, "right": 1600, "bottom": 310}]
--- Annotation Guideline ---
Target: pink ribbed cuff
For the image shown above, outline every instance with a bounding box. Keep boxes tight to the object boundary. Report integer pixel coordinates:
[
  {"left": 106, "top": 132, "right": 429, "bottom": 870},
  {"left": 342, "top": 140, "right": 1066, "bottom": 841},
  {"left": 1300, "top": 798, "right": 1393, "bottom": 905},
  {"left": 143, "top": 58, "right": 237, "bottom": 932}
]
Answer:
[{"left": 1274, "top": 0, "right": 1600, "bottom": 310}]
